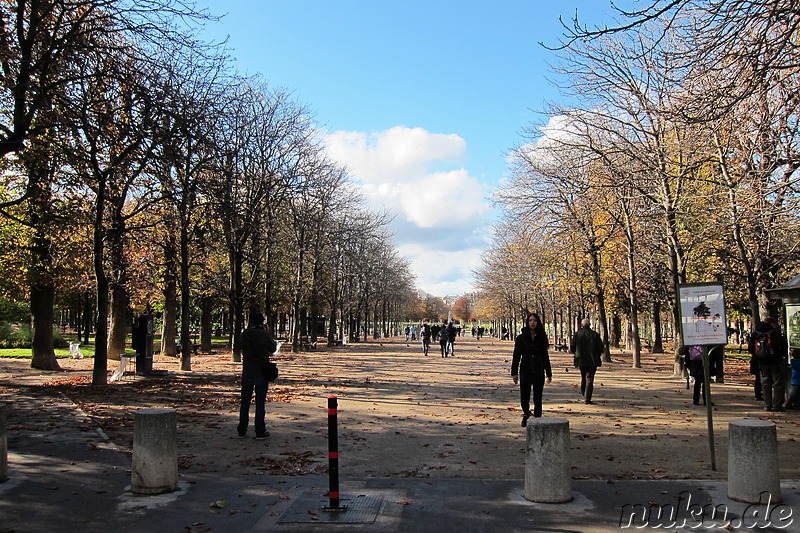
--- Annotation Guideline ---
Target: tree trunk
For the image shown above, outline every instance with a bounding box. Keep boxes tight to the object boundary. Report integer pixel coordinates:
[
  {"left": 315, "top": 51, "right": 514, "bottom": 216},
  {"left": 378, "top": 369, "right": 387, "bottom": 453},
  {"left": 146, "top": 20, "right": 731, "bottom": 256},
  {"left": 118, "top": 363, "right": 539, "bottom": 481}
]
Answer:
[
  {"left": 107, "top": 284, "right": 129, "bottom": 361},
  {"left": 200, "top": 296, "right": 213, "bottom": 353},
  {"left": 107, "top": 221, "right": 130, "bottom": 361},
  {"left": 626, "top": 237, "right": 642, "bottom": 368},
  {"left": 27, "top": 169, "right": 60, "bottom": 370},
  {"left": 30, "top": 281, "right": 60, "bottom": 370},
  {"left": 180, "top": 220, "right": 192, "bottom": 371},
  {"left": 665, "top": 204, "right": 687, "bottom": 375},
  {"left": 161, "top": 279, "right": 178, "bottom": 358},
  {"left": 160, "top": 233, "right": 179, "bottom": 358},
  {"left": 82, "top": 292, "right": 92, "bottom": 345},
  {"left": 179, "top": 305, "right": 192, "bottom": 371},
  {"left": 230, "top": 248, "right": 244, "bottom": 362},
  {"left": 610, "top": 313, "right": 621, "bottom": 348},
  {"left": 589, "top": 245, "right": 611, "bottom": 362},
  {"left": 651, "top": 300, "right": 664, "bottom": 354},
  {"left": 92, "top": 189, "right": 109, "bottom": 386}
]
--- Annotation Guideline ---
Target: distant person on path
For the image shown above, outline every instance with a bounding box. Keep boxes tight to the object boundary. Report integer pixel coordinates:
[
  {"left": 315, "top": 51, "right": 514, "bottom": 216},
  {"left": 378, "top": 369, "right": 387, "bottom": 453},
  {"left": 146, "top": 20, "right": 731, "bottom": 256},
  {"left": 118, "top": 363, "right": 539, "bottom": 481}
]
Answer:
[
  {"left": 447, "top": 322, "right": 457, "bottom": 356},
  {"left": 708, "top": 344, "right": 725, "bottom": 383},
  {"left": 785, "top": 348, "right": 800, "bottom": 410},
  {"left": 511, "top": 312, "right": 552, "bottom": 426},
  {"left": 748, "top": 317, "right": 788, "bottom": 412},
  {"left": 749, "top": 348, "right": 763, "bottom": 401},
  {"left": 570, "top": 318, "right": 603, "bottom": 405},
  {"left": 684, "top": 345, "right": 708, "bottom": 406},
  {"left": 421, "top": 323, "right": 432, "bottom": 356},
  {"left": 440, "top": 321, "right": 449, "bottom": 357},
  {"left": 237, "top": 310, "right": 277, "bottom": 439}
]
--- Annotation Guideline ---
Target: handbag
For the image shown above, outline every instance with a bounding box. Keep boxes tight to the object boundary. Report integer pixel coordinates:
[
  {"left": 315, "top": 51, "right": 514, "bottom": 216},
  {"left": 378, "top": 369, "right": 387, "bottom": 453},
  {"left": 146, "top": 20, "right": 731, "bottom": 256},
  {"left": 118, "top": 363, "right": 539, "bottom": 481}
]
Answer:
[{"left": 264, "top": 360, "right": 279, "bottom": 382}]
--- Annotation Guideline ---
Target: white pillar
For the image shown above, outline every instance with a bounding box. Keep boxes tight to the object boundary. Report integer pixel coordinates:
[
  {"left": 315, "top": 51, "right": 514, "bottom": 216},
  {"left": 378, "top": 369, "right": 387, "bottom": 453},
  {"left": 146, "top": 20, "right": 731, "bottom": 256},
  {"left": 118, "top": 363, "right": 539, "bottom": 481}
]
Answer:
[
  {"left": 131, "top": 408, "right": 177, "bottom": 495},
  {"left": 524, "top": 417, "right": 572, "bottom": 503},
  {"left": 728, "top": 419, "right": 781, "bottom": 503}
]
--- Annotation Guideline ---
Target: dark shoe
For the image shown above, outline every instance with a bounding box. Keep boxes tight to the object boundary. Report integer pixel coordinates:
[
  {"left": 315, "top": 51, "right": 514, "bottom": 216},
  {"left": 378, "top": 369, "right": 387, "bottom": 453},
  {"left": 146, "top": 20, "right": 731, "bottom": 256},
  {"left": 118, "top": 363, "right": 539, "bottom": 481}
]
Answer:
[
  {"left": 755, "top": 396, "right": 764, "bottom": 401},
  {"left": 237, "top": 434, "right": 246, "bottom": 439},
  {"left": 521, "top": 416, "right": 528, "bottom": 427},
  {"left": 693, "top": 401, "right": 699, "bottom": 405},
  {"left": 765, "top": 406, "right": 774, "bottom": 412},
  {"left": 774, "top": 406, "right": 786, "bottom": 412},
  {"left": 585, "top": 400, "right": 594, "bottom": 405},
  {"left": 254, "top": 432, "right": 271, "bottom": 440}
]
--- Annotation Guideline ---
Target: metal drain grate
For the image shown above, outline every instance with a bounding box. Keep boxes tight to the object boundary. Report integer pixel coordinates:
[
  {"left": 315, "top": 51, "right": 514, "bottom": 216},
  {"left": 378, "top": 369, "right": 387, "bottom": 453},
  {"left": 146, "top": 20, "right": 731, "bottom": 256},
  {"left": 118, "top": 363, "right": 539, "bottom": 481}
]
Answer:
[{"left": 278, "top": 492, "right": 385, "bottom": 524}]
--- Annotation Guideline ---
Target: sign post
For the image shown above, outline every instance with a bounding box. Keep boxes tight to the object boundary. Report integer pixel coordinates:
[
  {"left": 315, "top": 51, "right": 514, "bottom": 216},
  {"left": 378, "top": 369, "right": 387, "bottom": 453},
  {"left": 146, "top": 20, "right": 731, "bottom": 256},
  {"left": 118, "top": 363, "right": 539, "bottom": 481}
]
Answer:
[{"left": 678, "top": 282, "right": 727, "bottom": 471}]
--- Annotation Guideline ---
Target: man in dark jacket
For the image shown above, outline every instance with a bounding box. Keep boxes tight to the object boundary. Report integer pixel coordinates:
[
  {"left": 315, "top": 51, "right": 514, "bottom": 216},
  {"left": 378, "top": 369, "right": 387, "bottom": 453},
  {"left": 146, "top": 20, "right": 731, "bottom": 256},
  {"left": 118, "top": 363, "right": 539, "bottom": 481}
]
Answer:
[
  {"left": 237, "top": 310, "right": 278, "bottom": 439},
  {"left": 748, "top": 317, "right": 787, "bottom": 412},
  {"left": 440, "top": 321, "right": 449, "bottom": 357},
  {"left": 570, "top": 318, "right": 604, "bottom": 405},
  {"left": 446, "top": 322, "right": 457, "bottom": 357}
]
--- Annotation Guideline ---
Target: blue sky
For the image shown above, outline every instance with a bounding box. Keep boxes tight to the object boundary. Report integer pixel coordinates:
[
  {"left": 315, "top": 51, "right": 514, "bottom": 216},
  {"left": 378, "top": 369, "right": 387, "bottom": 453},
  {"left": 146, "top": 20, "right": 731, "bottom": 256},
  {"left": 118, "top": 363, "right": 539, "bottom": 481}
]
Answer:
[{"left": 195, "top": 1, "right": 618, "bottom": 297}]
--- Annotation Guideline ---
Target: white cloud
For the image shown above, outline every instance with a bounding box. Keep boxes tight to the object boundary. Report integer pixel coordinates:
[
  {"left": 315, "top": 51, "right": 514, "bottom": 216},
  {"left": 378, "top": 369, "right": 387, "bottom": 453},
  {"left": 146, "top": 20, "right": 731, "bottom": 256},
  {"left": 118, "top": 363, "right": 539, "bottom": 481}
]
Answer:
[
  {"left": 398, "top": 243, "right": 485, "bottom": 296},
  {"left": 326, "top": 126, "right": 466, "bottom": 184},
  {"left": 402, "top": 169, "right": 488, "bottom": 228},
  {"left": 325, "top": 126, "right": 490, "bottom": 228},
  {"left": 324, "top": 126, "right": 494, "bottom": 295}
]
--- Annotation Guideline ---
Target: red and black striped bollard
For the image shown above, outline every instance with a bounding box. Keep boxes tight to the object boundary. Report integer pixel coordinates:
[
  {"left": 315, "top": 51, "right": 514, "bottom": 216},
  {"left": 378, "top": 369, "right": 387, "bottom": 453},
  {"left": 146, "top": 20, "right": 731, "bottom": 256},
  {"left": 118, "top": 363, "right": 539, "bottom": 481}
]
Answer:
[{"left": 326, "top": 395, "right": 342, "bottom": 509}]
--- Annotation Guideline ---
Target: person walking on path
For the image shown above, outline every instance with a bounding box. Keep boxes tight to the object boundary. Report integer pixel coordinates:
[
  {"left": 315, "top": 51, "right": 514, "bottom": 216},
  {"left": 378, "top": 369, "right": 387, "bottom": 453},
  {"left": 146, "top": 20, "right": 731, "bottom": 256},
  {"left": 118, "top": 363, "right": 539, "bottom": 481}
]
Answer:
[
  {"left": 570, "top": 318, "right": 603, "bottom": 405},
  {"left": 440, "top": 321, "right": 449, "bottom": 357},
  {"left": 421, "top": 323, "right": 432, "bottom": 356},
  {"left": 511, "top": 312, "right": 552, "bottom": 426},
  {"left": 684, "top": 345, "right": 708, "bottom": 406},
  {"left": 748, "top": 317, "right": 788, "bottom": 412},
  {"left": 237, "top": 310, "right": 278, "bottom": 439},
  {"left": 446, "top": 321, "right": 457, "bottom": 357},
  {"left": 749, "top": 345, "right": 763, "bottom": 401}
]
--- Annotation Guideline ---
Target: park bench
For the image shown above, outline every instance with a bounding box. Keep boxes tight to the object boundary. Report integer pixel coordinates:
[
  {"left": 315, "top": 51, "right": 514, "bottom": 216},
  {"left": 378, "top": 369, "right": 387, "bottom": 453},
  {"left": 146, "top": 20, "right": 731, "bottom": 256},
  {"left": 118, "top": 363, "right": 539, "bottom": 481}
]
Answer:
[
  {"left": 298, "top": 336, "right": 317, "bottom": 351},
  {"left": 175, "top": 340, "right": 201, "bottom": 355}
]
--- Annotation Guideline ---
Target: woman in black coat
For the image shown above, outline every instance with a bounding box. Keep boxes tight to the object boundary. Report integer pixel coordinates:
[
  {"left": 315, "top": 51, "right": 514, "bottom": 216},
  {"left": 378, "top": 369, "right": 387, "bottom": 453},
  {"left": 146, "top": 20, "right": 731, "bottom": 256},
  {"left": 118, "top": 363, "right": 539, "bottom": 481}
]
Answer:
[{"left": 511, "top": 312, "right": 553, "bottom": 426}]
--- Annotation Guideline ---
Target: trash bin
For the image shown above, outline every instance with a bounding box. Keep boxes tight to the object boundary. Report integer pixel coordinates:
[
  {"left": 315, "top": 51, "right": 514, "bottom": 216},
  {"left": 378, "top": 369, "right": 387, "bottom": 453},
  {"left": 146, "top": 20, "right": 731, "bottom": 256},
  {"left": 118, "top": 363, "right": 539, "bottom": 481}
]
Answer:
[{"left": 132, "top": 313, "right": 154, "bottom": 375}]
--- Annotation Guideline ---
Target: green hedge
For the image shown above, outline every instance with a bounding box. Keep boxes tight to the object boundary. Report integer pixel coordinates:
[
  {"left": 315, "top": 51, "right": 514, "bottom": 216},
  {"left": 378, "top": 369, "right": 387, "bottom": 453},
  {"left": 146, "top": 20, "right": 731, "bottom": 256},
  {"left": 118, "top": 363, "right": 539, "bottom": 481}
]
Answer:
[{"left": 0, "top": 323, "right": 68, "bottom": 349}]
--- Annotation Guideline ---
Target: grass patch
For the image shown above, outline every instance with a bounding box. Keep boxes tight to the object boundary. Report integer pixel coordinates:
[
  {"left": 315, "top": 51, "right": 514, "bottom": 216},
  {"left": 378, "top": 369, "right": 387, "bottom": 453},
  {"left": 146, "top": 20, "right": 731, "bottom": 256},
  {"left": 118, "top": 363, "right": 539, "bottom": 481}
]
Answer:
[{"left": 0, "top": 343, "right": 97, "bottom": 359}]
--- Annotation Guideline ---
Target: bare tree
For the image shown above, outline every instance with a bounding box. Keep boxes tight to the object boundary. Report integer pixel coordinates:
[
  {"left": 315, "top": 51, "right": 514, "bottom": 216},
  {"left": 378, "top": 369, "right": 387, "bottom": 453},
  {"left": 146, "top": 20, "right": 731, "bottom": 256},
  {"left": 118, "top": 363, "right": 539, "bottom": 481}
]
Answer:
[
  {"left": 503, "top": 119, "right": 619, "bottom": 361},
  {"left": 211, "top": 80, "right": 316, "bottom": 360},
  {"left": 66, "top": 48, "right": 164, "bottom": 384},
  {"left": 149, "top": 42, "right": 229, "bottom": 370}
]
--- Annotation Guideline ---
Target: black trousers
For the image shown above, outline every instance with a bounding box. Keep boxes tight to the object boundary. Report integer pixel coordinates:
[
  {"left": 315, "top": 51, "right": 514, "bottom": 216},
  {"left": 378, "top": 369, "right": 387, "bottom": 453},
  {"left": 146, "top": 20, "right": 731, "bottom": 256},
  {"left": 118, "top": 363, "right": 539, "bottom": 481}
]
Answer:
[
  {"left": 519, "top": 374, "right": 545, "bottom": 417},
  {"left": 579, "top": 366, "right": 597, "bottom": 402}
]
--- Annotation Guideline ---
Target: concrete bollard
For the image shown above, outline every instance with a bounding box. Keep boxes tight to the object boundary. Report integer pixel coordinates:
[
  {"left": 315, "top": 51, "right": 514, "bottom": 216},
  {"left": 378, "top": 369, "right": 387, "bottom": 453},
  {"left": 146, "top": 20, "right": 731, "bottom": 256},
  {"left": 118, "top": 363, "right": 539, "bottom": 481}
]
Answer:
[
  {"left": 524, "top": 417, "right": 572, "bottom": 503},
  {"left": 0, "top": 403, "right": 7, "bottom": 483},
  {"left": 728, "top": 419, "right": 781, "bottom": 503},
  {"left": 131, "top": 408, "right": 177, "bottom": 495}
]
